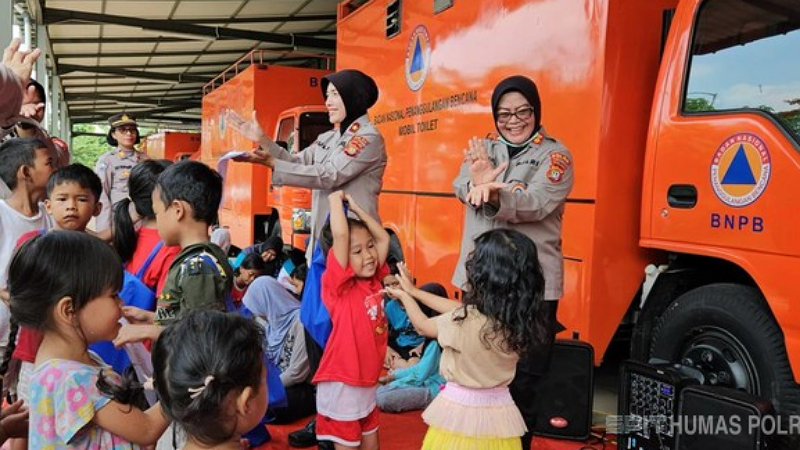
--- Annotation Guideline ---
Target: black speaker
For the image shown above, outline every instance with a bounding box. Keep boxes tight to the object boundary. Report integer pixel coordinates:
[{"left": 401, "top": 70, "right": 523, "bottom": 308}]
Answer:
[
  {"left": 530, "top": 339, "right": 594, "bottom": 440},
  {"left": 676, "top": 385, "right": 774, "bottom": 450},
  {"left": 618, "top": 360, "right": 701, "bottom": 450}
]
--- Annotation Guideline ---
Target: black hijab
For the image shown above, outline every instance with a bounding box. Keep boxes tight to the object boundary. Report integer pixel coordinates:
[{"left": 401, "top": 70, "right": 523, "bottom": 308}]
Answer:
[
  {"left": 491, "top": 76, "right": 542, "bottom": 156},
  {"left": 321, "top": 69, "right": 379, "bottom": 132}
]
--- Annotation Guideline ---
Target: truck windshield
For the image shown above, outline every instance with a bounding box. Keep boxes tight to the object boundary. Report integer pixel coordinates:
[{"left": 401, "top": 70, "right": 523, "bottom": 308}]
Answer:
[
  {"left": 684, "top": 0, "right": 800, "bottom": 142},
  {"left": 299, "top": 112, "right": 333, "bottom": 150}
]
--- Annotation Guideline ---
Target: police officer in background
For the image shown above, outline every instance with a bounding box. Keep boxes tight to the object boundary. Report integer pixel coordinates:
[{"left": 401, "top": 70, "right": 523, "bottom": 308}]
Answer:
[
  {"left": 93, "top": 113, "right": 148, "bottom": 237},
  {"left": 454, "top": 75, "right": 574, "bottom": 450},
  {"left": 227, "top": 69, "right": 387, "bottom": 260}
]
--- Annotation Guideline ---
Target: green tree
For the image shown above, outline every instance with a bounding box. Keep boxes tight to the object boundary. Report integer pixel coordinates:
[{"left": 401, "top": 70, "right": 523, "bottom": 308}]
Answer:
[
  {"left": 685, "top": 97, "right": 716, "bottom": 112},
  {"left": 70, "top": 124, "right": 108, "bottom": 168}
]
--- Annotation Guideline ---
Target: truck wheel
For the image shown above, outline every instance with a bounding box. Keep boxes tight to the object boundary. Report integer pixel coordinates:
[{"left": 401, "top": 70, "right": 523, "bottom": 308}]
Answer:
[{"left": 649, "top": 283, "right": 800, "bottom": 446}]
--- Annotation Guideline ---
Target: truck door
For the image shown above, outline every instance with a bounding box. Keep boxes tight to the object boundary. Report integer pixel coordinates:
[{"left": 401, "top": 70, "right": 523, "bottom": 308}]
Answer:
[{"left": 646, "top": 0, "right": 800, "bottom": 250}]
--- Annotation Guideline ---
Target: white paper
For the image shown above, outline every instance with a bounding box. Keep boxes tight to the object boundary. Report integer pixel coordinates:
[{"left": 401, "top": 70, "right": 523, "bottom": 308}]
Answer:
[{"left": 216, "top": 150, "right": 249, "bottom": 180}]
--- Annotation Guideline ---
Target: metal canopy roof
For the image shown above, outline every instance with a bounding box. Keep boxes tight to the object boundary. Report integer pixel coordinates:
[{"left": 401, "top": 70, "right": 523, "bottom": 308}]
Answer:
[{"left": 35, "top": 0, "right": 339, "bottom": 129}]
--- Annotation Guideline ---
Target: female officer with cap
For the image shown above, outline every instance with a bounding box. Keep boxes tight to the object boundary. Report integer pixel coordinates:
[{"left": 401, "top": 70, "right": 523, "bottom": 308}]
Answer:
[
  {"left": 453, "top": 75, "right": 574, "bottom": 450},
  {"left": 93, "top": 113, "right": 147, "bottom": 237},
  {"left": 227, "top": 69, "right": 387, "bottom": 260}
]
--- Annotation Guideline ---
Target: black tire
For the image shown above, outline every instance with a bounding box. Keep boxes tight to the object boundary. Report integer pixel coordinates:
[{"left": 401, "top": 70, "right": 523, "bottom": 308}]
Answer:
[{"left": 649, "top": 283, "right": 800, "bottom": 446}]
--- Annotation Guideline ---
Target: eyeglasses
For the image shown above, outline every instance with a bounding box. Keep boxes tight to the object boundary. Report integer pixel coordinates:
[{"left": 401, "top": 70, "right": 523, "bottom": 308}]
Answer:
[
  {"left": 116, "top": 127, "right": 138, "bottom": 135},
  {"left": 496, "top": 107, "right": 534, "bottom": 123}
]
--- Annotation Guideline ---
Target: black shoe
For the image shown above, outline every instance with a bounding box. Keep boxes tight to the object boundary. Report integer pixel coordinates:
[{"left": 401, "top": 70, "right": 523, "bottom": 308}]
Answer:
[
  {"left": 318, "top": 440, "right": 334, "bottom": 450},
  {"left": 288, "top": 417, "right": 317, "bottom": 448}
]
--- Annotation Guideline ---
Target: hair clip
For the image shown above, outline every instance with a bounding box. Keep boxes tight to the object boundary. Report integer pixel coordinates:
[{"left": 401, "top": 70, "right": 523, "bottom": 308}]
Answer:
[
  {"left": 143, "top": 377, "right": 155, "bottom": 391},
  {"left": 188, "top": 375, "right": 215, "bottom": 399}
]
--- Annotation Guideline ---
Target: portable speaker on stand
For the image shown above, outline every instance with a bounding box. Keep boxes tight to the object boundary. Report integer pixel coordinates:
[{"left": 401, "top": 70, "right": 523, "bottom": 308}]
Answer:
[
  {"left": 676, "top": 385, "right": 774, "bottom": 450},
  {"left": 530, "top": 339, "right": 595, "bottom": 440}
]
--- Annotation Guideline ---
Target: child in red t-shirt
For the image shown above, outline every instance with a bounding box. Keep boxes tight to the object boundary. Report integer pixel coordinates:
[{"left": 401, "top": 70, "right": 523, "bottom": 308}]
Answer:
[{"left": 313, "top": 191, "right": 390, "bottom": 450}]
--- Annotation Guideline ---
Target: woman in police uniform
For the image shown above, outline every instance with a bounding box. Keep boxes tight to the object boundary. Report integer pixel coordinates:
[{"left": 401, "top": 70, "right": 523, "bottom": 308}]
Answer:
[
  {"left": 93, "top": 113, "right": 148, "bottom": 238},
  {"left": 227, "top": 69, "right": 387, "bottom": 257},
  {"left": 453, "top": 75, "right": 574, "bottom": 450}
]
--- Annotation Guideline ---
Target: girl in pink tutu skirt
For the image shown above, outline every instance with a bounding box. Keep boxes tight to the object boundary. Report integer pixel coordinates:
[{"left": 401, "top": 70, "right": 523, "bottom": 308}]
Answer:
[{"left": 386, "top": 228, "right": 548, "bottom": 450}]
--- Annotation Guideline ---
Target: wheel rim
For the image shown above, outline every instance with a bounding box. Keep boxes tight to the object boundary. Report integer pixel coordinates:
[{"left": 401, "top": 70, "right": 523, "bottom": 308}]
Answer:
[{"left": 677, "top": 327, "right": 760, "bottom": 394}]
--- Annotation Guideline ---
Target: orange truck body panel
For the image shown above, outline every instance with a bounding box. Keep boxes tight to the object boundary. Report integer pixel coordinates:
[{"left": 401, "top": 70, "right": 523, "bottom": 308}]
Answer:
[
  {"left": 144, "top": 131, "right": 201, "bottom": 162},
  {"left": 201, "top": 64, "right": 331, "bottom": 248},
  {"left": 336, "top": 0, "right": 800, "bottom": 376}
]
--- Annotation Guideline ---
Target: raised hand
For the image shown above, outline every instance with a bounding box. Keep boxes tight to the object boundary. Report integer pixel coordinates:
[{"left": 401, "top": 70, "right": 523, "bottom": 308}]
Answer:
[
  {"left": 395, "top": 262, "right": 416, "bottom": 293},
  {"left": 226, "top": 109, "right": 267, "bottom": 143},
  {"left": 2, "top": 39, "right": 41, "bottom": 86},
  {"left": 465, "top": 137, "right": 507, "bottom": 186}
]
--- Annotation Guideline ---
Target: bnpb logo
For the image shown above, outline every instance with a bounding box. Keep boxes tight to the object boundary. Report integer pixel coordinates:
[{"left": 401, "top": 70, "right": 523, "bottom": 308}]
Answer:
[
  {"left": 710, "top": 133, "right": 771, "bottom": 207},
  {"left": 405, "top": 25, "right": 431, "bottom": 91}
]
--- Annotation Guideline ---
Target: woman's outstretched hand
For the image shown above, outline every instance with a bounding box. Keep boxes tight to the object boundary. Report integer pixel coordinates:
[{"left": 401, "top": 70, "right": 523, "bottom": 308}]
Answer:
[
  {"left": 231, "top": 147, "right": 275, "bottom": 167},
  {"left": 226, "top": 109, "right": 266, "bottom": 143}
]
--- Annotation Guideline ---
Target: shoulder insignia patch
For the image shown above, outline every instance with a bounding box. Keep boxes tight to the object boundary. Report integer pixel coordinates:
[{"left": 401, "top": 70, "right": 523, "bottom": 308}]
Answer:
[
  {"left": 348, "top": 122, "right": 362, "bottom": 134},
  {"left": 344, "top": 136, "right": 370, "bottom": 157},
  {"left": 546, "top": 153, "right": 571, "bottom": 184}
]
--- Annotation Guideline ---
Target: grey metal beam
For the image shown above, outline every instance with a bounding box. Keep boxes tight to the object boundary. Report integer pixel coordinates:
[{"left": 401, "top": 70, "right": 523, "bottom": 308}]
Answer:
[
  {"left": 56, "top": 47, "right": 289, "bottom": 59},
  {"left": 56, "top": 14, "right": 337, "bottom": 25},
  {"left": 71, "top": 61, "right": 234, "bottom": 70},
  {"left": 44, "top": 8, "right": 336, "bottom": 50},
  {"left": 58, "top": 63, "right": 210, "bottom": 83},
  {"left": 65, "top": 93, "right": 201, "bottom": 106},
  {"left": 51, "top": 37, "right": 190, "bottom": 44},
  {"left": 72, "top": 115, "right": 201, "bottom": 124}
]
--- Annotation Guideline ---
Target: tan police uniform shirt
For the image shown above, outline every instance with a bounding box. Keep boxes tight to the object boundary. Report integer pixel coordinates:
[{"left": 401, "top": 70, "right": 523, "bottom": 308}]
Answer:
[
  {"left": 452, "top": 127, "right": 574, "bottom": 300},
  {"left": 266, "top": 114, "right": 387, "bottom": 262},
  {"left": 94, "top": 147, "right": 147, "bottom": 232}
]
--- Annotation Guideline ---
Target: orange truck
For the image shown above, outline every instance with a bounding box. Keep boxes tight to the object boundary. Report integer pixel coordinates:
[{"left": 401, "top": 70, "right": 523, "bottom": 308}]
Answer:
[
  {"left": 201, "top": 56, "right": 331, "bottom": 248},
  {"left": 336, "top": 0, "right": 800, "bottom": 430},
  {"left": 144, "top": 131, "right": 201, "bottom": 161}
]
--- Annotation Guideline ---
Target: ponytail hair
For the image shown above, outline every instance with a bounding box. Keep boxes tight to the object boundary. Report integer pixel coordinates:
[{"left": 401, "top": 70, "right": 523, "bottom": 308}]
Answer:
[
  {"left": 113, "top": 159, "right": 172, "bottom": 262},
  {"left": 153, "top": 310, "right": 264, "bottom": 446}
]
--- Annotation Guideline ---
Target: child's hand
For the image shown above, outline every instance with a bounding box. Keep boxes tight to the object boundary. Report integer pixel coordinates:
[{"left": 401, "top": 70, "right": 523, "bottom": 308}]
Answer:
[
  {"left": 122, "top": 306, "right": 155, "bottom": 324},
  {"left": 113, "top": 323, "right": 159, "bottom": 347},
  {"left": 384, "top": 347, "right": 400, "bottom": 369},
  {"left": 0, "top": 399, "right": 29, "bottom": 440},
  {"left": 328, "top": 190, "right": 346, "bottom": 202},
  {"left": 396, "top": 262, "right": 416, "bottom": 293},
  {"left": 409, "top": 342, "right": 424, "bottom": 358},
  {"left": 378, "top": 373, "right": 396, "bottom": 384},
  {"left": 344, "top": 193, "right": 365, "bottom": 214},
  {"left": 385, "top": 287, "right": 412, "bottom": 304}
]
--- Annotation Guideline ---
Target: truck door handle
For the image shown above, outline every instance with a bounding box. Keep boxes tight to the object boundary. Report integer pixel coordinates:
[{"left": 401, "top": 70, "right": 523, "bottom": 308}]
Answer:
[{"left": 667, "top": 184, "right": 697, "bottom": 208}]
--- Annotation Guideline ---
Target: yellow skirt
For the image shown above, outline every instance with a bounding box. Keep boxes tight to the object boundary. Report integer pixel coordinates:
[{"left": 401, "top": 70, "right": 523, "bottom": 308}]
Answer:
[{"left": 422, "top": 426, "right": 522, "bottom": 450}]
